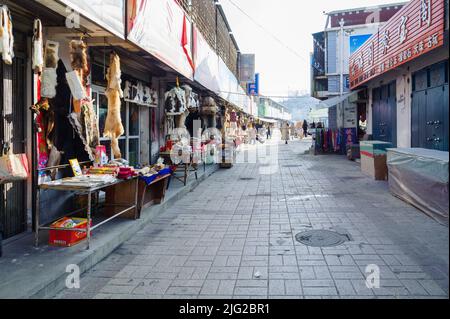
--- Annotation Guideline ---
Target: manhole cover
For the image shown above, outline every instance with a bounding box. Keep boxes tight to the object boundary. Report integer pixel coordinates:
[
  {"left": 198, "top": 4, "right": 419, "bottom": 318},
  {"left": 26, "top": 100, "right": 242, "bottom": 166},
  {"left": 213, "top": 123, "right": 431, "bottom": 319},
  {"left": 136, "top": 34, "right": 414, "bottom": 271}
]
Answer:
[{"left": 295, "top": 230, "right": 348, "bottom": 247}]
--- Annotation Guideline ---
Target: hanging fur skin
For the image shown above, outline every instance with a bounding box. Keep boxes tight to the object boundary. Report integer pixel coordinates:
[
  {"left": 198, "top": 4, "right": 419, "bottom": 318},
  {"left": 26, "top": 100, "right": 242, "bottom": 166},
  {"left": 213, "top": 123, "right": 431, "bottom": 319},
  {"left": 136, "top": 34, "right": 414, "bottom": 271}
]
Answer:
[
  {"left": 0, "top": 5, "right": 14, "bottom": 65},
  {"left": 32, "top": 19, "right": 43, "bottom": 73},
  {"left": 69, "top": 40, "right": 88, "bottom": 85},
  {"left": 103, "top": 53, "right": 124, "bottom": 159}
]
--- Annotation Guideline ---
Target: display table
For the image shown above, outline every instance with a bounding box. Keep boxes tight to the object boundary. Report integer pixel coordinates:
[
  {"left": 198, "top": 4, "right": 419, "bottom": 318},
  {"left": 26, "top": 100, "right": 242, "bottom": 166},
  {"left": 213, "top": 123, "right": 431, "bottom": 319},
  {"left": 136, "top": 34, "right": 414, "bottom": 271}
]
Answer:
[
  {"left": 387, "top": 148, "right": 449, "bottom": 225},
  {"left": 159, "top": 151, "right": 199, "bottom": 186},
  {"left": 35, "top": 176, "right": 139, "bottom": 249},
  {"left": 360, "top": 141, "right": 392, "bottom": 180},
  {"left": 137, "top": 174, "right": 171, "bottom": 215}
]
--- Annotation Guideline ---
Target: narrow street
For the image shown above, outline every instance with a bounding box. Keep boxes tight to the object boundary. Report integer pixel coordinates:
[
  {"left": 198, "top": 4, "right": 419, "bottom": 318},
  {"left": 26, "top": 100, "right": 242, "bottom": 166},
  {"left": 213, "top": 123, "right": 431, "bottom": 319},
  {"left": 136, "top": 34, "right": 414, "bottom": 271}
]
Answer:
[{"left": 57, "top": 137, "right": 449, "bottom": 299}]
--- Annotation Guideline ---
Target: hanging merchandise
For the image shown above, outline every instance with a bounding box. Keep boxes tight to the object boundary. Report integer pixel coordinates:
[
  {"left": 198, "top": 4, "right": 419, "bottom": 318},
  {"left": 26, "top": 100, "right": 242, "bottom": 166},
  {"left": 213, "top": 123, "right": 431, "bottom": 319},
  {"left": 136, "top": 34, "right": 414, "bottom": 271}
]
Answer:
[
  {"left": 69, "top": 40, "right": 89, "bottom": 84},
  {"left": 230, "top": 111, "right": 237, "bottom": 122},
  {"left": 41, "top": 40, "right": 59, "bottom": 98},
  {"left": 0, "top": 5, "right": 14, "bottom": 65},
  {"left": 66, "top": 70, "right": 86, "bottom": 100},
  {"left": 200, "top": 97, "right": 218, "bottom": 130},
  {"left": 69, "top": 40, "right": 89, "bottom": 111},
  {"left": 143, "top": 85, "right": 158, "bottom": 106},
  {"left": 181, "top": 84, "right": 200, "bottom": 112},
  {"left": 123, "top": 80, "right": 158, "bottom": 107},
  {"left": 32, "top": 19, "right": 44, "bottom": 73},
  {"left": 0, "top": 152, "right": 29, "bottom": 184},
  {"left": 68, "top": 98, "right": 100, "bottom": 161},
  {"left": 164, "top": 86, "right": 187, "bottom": 115},
  {"left": 103, "top": 52, "right": 124, "bottom": 158}
]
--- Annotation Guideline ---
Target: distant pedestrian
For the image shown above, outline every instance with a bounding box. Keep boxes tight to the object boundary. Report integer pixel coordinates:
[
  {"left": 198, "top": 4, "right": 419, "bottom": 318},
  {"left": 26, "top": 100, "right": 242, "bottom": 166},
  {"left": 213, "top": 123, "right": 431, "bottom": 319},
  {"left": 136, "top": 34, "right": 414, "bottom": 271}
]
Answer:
[
  {"left": 302, "top": 120, "right": 308, "bottom": 137},
  {"left": 266, "top": 124, "right": 271, "bottom": 139},
  {"left": 249, "top": 125, "right": 257, "bottom": 145},
  {"left": 281, "top": 122, "right": 290, "bottom": 144}
]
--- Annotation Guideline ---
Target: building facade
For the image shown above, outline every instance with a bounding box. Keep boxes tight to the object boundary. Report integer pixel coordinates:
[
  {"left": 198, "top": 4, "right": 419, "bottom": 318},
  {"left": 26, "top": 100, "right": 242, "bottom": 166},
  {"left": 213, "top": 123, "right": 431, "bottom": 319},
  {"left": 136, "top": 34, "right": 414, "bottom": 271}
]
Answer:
[
  {"left": 349, "top": 0, "right": 449, "bottom": 151},
  {"left": 0, "top": 0, "right": 256, "bottom": 242},
  {"left": 311, "top": 3, "right": 407, "bottom": 101}
]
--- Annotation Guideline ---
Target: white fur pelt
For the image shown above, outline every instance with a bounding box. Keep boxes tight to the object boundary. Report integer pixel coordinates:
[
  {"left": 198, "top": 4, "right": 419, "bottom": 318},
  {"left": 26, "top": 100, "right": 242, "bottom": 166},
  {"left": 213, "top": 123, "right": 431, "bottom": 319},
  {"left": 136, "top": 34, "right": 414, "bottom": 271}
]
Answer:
[
  {"left": 0, "top": 5, "right": 14, "bottom": 65},
  {"left": 103, "top": 53, "right": 124, "bottom": 158}
]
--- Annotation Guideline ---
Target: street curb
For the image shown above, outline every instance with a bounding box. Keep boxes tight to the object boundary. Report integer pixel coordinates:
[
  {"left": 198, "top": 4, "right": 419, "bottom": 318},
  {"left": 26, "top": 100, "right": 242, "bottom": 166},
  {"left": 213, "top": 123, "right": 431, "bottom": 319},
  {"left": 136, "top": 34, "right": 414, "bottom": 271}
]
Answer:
[{"left": 28, "top": 165, "right": 219, "bottom": 299}]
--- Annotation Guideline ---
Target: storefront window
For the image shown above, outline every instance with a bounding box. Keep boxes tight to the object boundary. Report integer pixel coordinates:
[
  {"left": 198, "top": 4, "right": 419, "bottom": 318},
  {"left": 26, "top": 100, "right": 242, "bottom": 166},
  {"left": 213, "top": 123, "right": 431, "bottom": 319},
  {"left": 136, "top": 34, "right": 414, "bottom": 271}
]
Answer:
[
  {"left": 92, "top": 86, "right": 140, "bottom": 164},
  {"left": 129, "top": 104, "right": 139, "bottom": 136}
]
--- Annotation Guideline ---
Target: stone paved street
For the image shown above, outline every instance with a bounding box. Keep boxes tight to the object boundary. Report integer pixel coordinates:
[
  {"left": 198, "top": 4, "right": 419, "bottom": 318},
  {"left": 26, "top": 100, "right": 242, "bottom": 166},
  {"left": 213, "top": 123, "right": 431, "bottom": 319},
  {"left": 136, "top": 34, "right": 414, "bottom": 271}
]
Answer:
[{"left": 57, "top": 138, "right": 449, "bottom": 299}]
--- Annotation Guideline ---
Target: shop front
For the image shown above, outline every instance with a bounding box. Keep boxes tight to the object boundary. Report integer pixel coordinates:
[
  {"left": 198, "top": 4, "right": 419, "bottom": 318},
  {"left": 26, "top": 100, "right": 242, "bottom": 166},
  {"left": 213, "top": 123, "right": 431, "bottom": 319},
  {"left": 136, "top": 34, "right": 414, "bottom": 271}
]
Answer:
[
  {"left": 0, "top": 4, "right": 32, "bottom": 241},
  {"left": 349, "top": 0, "right": 448, "bottom": 151},
  {"left": 349, "top": 0, "right": 449, "bottom": 223}
]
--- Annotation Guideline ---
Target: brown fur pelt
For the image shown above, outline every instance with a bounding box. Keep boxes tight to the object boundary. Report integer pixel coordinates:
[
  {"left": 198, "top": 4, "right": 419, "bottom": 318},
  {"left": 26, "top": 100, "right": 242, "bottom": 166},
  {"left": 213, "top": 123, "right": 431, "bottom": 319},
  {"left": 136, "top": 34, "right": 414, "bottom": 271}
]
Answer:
[
  {"left": 69, "top": 39, "right": 89, "bottom": 87},
  {"left": 103, "top": 53, "right": 124, "bottom": 158}
]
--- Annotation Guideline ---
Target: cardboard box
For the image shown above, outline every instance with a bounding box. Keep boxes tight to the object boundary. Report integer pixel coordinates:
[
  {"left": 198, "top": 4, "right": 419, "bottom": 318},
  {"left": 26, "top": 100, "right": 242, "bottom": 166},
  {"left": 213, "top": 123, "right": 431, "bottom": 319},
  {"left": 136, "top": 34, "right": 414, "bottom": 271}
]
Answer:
[
  {"left": 360, "top": 141, "right": 392, "bottom": 180},
  {"left": 49, "top": 217, "right": 90, "bottom": 247}
]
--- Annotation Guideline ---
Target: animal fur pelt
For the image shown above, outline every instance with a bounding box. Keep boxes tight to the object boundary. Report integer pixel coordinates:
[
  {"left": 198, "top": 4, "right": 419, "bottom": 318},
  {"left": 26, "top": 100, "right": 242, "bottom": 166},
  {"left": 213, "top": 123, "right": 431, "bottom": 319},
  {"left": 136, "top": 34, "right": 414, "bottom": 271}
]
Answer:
[
  {"left": 69, "top": 40, "right": 88, "bottom": 86},
  {"left": 181, "top": 84, "right": 199, "bottom": 112},
  {"left": 0, "top": 5, "right": 14, "bottom": 65},
  {"left": 32, "top": 19, "right": 43, "bottom": 73},
  {"left": 103, "top": 53, "right": 124, "bottom": 159},
  {"left": 41, "top": 40, "right": 59, "bottom": 98},
  {"left": 68, "top": 98, "right": 100, "bottom": 161},
  {"left": 165, "top": 87, "right": 187, "bottom": 115}
]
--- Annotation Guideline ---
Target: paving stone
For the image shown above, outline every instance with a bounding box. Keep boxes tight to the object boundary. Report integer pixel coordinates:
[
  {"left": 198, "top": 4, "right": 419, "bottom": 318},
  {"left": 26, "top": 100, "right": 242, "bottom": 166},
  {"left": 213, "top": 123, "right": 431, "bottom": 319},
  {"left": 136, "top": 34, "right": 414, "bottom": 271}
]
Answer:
[{"left": 51, "top": 140, "right": 449, "bottom": 300}]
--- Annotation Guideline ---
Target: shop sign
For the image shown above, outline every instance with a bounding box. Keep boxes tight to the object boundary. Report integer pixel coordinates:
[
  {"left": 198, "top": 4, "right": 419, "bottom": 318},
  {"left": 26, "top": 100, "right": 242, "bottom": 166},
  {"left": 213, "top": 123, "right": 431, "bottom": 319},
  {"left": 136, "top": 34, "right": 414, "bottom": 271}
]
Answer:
[
  {"left": 349, "top": 0, "right": 445, "bottom": 89},
  {"left": 239, "top": 54, "right": 256, "bottom": 83},
  {"left": 123, "top": 80, "right": 158, "bottom": 107},
  {"left": 194, "top": 25, "right": 220, "bottom": 93},
  {"left": 247, "top": 73, "right": 260, "bottom": 96},
  {"left": 127, "top": 0, "right": 194, "bottom": 80},
  {"left": 59, "top": 0, "right": 125, "bottom": 38},
  {"left": 350, "top": 34, "right": 372, "bottom": 54}
]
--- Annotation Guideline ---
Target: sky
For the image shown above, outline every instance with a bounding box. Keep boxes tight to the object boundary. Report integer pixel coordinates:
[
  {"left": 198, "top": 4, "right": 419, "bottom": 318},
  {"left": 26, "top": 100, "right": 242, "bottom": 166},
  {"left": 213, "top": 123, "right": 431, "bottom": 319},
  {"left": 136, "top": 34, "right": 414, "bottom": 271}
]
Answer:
[{"left": 220, "top": 0, "right": 407, "bottom": 98}]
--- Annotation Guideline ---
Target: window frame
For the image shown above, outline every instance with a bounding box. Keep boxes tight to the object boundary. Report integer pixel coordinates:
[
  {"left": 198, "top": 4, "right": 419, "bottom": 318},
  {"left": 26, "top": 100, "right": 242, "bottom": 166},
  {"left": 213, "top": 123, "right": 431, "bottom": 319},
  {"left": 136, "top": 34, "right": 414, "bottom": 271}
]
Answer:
[{"left": 91, "top": 85, "right": 140, "bottom": 165}]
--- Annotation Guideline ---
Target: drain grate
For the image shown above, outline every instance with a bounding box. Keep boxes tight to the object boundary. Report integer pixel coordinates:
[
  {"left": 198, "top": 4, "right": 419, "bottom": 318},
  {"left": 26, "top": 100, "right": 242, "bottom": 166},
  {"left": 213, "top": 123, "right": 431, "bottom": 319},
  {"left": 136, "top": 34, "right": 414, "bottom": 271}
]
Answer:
[
  {"left": 295, "top": 230, "right": 348, "bottom": 247},
  {"left": 283, "top": 164, "right": 302, "bottom": 168},
  {"left": 239, "top": 177, "right": 255, "bottom": 181}
]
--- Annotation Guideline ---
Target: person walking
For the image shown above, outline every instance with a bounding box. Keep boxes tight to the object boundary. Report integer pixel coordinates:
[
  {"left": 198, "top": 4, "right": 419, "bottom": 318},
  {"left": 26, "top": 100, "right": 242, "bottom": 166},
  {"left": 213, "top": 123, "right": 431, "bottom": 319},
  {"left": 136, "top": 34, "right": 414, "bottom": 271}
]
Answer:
[
  {"left": 266, "top": 124, "right": 271, "bottom": 140},
  {"left": 302, "top": 120, "right": 309, "bottom": 138},
  {"left": 290, "top": 124, "right": 296, "bottom": 140},
  {"left": 281, "top": 122, "right": 290, "bottom": 144}
]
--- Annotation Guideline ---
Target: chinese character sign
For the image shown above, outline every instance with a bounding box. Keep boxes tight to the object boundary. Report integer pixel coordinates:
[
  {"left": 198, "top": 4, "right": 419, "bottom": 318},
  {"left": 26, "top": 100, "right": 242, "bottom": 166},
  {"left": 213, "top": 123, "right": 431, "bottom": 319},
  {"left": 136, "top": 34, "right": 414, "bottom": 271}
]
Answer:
[{"left": 349, "top": 0, "right": 445, "bottom": 89}]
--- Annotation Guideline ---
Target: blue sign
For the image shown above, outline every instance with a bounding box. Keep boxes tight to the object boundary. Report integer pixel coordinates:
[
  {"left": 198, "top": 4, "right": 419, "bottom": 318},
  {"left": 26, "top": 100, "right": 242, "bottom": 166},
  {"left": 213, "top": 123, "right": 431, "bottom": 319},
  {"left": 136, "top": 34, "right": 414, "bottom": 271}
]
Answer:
[
  {"left": 248, "top": 73, "right": 260, "bottom": 96},
  {"left": 350, "top": 34, "right": 372, "bottom": 54}
]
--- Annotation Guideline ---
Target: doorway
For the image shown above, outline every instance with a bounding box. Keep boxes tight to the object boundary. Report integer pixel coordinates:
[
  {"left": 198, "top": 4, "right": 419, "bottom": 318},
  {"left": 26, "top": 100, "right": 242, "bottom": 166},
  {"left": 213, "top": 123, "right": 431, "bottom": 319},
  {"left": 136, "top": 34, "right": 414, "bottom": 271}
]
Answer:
[{"left": 372, "top": 81, "right": 397, "bottom": 146}]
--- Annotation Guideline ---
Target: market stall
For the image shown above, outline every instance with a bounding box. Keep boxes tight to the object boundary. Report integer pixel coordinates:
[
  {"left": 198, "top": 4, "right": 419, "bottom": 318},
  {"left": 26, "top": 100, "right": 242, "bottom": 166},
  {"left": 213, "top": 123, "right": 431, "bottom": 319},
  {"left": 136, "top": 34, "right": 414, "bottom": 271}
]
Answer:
[{"left": 28, "top": 32, "right": 174, "bottom": 249}]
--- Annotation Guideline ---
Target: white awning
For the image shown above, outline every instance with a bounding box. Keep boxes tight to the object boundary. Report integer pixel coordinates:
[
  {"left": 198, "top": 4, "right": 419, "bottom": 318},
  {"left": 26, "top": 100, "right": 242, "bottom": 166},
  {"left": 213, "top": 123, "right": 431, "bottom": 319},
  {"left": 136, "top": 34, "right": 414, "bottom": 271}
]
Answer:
[
  {"left": 317, "top": 90, "right": 361, "bottom": 109},
  {"left": 258, "top": 117, "right": 278, "bottom": 123}
]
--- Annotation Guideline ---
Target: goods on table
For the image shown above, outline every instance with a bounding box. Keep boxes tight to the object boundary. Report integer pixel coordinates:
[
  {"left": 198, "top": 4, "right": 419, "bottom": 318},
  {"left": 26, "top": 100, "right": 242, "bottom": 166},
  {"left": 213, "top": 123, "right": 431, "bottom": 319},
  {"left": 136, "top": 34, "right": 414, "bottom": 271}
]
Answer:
[
  {"left": 87, "top": 166, "right": 118, "bottom": 175},
  {"left": 94, "top": 145, "right": 108, "bottom": 166},
  {"left": 117, "top": 167, "right": 137, "bottom": 179}
]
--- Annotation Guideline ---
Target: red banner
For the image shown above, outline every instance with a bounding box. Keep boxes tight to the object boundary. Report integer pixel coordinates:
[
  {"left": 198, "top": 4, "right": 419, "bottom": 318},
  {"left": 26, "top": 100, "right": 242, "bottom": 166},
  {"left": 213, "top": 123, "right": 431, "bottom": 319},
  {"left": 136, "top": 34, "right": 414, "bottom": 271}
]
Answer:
[{"left": 349, "top": 0, "right": 445, "bottom": 89}]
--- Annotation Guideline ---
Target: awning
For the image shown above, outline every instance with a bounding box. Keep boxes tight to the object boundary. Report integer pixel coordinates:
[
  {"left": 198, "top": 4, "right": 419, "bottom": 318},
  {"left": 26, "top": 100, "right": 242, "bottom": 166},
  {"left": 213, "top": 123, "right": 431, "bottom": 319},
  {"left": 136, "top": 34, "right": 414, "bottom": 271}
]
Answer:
[
  {"left": 258, "top": 117, "right": 278, "bottom": 123},
  {"left": 317, "top": 90, "right": 361, "bottom": 109}
]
